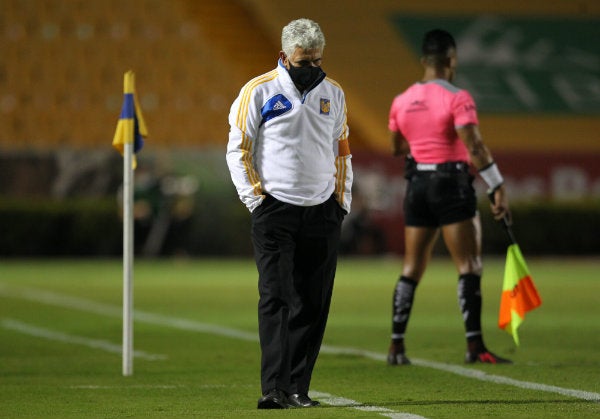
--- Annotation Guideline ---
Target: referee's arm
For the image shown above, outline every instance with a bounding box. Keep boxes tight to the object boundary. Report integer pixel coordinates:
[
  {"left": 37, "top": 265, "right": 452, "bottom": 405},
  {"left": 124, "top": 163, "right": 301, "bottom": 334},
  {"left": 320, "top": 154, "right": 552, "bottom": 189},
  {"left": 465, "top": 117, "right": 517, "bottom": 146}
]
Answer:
[{"left": 457, "top": 124, "right": 510, "bottom": 221}]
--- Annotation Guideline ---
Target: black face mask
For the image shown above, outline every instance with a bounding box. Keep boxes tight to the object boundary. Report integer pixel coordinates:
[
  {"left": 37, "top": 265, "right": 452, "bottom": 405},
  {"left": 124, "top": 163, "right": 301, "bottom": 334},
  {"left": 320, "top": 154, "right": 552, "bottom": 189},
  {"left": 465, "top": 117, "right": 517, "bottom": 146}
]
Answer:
[{"left": 287, "top": 64, "right": 324, "bottom": 91}]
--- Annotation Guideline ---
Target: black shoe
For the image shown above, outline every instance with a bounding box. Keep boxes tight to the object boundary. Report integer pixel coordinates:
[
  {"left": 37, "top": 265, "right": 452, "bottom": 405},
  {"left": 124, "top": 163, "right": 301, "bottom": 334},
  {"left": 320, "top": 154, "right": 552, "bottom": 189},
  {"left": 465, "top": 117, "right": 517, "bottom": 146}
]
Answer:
[
  {"left": 257, "top": 389, "right": 288, "bottom": 409},
  {"left": 287, "top": 393, "right": 320, "bottom": 408},
  {"left": 387, "top": 342, "right": 411, "bottom": 366},
  {"left": 465, "top": 350, "right": 512, "bottom": 364}
]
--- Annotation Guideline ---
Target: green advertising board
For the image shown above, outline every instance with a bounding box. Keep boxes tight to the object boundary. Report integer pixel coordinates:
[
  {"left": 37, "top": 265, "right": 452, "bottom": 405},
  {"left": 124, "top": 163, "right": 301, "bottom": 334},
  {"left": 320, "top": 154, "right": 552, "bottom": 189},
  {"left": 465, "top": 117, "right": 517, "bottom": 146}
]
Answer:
[{"left": 391, "top": 15, "right": 599, "bottom": 114}]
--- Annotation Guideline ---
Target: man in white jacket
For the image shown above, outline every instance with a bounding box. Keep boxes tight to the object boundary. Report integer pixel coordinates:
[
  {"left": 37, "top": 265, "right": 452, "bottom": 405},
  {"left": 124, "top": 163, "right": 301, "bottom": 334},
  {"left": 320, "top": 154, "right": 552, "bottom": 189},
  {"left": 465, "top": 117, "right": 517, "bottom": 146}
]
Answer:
[{"left": 226, "top": 18, "right": 352, "bottom": 409}]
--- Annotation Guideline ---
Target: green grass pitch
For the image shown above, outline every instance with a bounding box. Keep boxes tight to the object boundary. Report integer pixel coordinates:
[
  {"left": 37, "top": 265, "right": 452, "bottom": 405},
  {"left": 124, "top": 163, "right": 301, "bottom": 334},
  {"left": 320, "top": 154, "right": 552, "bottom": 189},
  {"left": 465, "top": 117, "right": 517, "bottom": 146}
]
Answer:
[{"left": 1, "top": 257, "right": 599, "bottom": 418}]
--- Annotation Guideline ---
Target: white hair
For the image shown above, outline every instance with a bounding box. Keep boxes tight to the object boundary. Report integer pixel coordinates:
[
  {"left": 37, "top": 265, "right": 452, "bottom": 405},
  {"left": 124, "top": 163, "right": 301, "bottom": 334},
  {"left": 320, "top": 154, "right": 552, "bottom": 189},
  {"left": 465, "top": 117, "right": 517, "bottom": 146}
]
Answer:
[{"left": 281, "top": 18, "right": 326, "bottom": 57}]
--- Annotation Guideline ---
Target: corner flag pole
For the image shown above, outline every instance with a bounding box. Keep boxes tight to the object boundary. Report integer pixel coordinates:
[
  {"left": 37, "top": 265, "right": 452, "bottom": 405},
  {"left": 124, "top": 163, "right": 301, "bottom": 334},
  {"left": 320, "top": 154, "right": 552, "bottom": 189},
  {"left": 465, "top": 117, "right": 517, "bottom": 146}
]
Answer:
[
  {"left": 113, "top": 70, "right": 147, "bottom": 376},
  {"left": 122, "top": 139, "right": 134, "bottom": 376}
]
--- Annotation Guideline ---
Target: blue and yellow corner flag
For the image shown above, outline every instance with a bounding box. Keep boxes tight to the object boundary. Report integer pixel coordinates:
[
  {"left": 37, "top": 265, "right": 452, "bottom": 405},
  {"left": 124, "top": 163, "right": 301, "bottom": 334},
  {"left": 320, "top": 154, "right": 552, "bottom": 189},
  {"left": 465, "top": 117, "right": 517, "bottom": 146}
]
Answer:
[{"left": 112, "top": 70, "right": 147, "bottom": 167}]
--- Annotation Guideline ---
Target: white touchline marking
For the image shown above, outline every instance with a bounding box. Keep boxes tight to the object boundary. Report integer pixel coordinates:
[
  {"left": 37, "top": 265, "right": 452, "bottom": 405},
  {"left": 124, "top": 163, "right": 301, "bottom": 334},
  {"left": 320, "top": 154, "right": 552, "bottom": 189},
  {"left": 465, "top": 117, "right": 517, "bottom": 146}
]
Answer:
[
  {"left": 70, "top": 385, "right": 180, "bottom": 389},
  {"left": 318, "top": 345, "right": 600, "bottom": 402},
  {"left": 1, "top": 283, "right": 599, "bottom": 403},
  {"left": 0, "top": 283, "right": 257, "bottom": 341},
  {"left": 310, "top": 391, "right": 428, "bottom": 419},
  {"left": 1, "top": 318, "right": 167, "bottom": 361},
  {"left": 69, "top": 384, "right": 233, "bottom": 390}
]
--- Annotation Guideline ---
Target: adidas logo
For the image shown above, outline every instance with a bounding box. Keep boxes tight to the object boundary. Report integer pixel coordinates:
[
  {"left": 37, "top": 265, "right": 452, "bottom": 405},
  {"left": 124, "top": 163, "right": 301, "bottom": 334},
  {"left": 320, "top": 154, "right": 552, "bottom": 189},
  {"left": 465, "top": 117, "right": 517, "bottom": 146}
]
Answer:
[{"left": 273, "top": 100, "right": 287, "bottom": 111}]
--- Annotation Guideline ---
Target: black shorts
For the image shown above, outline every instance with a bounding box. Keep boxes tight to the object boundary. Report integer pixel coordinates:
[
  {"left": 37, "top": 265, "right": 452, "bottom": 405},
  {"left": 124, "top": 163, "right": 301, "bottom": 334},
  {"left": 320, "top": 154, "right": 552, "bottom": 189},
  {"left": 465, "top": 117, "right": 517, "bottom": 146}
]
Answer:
[{"left": 404, "top": 170, "right": 476, "bottom": 227}]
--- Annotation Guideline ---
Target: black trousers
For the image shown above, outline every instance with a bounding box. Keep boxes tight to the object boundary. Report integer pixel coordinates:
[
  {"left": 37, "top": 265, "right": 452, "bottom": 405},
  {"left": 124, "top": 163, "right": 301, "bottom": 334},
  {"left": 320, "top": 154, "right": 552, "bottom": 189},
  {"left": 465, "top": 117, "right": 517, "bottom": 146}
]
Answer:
[{"left": 251, "top": 194, "right": 344, "bottom": 395}]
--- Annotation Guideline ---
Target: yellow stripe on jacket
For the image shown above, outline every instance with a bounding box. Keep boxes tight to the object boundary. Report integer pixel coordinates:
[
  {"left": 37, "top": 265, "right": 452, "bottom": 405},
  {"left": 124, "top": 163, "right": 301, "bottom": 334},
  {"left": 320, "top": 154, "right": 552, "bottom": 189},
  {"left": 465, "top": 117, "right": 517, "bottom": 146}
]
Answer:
[{"left": 235, "top": 70, "right": 278, "bottom": 197}]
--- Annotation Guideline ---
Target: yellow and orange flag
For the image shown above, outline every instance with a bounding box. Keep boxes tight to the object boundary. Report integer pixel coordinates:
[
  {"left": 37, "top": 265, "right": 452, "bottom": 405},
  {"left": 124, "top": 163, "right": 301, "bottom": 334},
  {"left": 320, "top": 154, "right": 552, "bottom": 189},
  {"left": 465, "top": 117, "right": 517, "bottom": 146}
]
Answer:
[
  {"left": 498, "top": 243, "right": 542, "bottom": 345},
  {"left": 112, "top": 70, "right": 147, "bottom": 167}
]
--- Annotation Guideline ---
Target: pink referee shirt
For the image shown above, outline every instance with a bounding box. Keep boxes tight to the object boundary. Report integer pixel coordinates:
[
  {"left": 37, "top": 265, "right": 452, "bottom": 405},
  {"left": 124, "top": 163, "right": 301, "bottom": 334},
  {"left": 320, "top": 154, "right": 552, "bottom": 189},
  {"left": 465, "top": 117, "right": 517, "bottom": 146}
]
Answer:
[{"left": 388, "top": 79, "right": 478, "bottom": 164}]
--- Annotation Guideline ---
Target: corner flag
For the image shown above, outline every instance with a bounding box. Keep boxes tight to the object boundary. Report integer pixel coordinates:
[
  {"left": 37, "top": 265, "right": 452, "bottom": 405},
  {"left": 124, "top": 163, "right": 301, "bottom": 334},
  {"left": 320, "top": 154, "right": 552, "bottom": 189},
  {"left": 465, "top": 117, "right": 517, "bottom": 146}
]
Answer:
[
  {"left": 113, "top": 70, "right": 147, "bottom": 168},
  {"left": 498, "top": 243, "right": 542, "bottom": 345},
  {"left": 112, "top": 70, "right": 148, "bottom": 376}
]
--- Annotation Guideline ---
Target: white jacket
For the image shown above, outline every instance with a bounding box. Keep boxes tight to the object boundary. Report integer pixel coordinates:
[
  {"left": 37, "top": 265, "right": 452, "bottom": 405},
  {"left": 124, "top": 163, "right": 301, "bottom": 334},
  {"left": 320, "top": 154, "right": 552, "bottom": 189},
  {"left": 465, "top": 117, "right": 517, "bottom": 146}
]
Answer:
[{"left": 226, "top": 60, "right": 352, "bottom": 213}]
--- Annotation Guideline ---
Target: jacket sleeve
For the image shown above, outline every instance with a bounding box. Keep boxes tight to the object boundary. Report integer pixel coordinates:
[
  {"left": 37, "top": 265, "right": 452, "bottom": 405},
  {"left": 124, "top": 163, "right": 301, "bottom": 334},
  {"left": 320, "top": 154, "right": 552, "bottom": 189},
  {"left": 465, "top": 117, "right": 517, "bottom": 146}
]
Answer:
[
  {"left": 334, "top": 94, "right": 353, "bottom": 214},
  {"left": 226, "top": 86, "right": 264, "bottom": 212}
]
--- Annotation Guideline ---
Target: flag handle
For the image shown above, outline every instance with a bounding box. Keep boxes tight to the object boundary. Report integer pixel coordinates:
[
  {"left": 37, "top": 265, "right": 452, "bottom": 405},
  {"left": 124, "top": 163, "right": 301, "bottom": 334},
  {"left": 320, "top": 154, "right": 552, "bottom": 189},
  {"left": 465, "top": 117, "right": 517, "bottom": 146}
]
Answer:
[{"left": 488, "top": 190, "right": 517, "bottom": 245}]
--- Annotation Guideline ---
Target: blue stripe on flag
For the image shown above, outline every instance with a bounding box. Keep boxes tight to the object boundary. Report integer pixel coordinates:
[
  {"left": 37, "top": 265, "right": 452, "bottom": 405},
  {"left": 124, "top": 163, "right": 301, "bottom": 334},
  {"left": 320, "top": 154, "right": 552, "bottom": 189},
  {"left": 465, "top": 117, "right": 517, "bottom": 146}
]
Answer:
[{"left": 120, "top": 94, "right": 135, "bottom": 119}]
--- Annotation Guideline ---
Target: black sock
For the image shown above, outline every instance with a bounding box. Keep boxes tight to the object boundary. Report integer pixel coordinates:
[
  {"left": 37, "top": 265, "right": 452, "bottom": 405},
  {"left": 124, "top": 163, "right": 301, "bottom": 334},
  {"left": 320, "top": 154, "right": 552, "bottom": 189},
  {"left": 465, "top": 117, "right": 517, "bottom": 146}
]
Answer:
[
  {"left": 391, "top": 276, "right": 417, "bottom": 343},
  {"left": 457, "top": 273, "right": 484, "bottom": 351}
]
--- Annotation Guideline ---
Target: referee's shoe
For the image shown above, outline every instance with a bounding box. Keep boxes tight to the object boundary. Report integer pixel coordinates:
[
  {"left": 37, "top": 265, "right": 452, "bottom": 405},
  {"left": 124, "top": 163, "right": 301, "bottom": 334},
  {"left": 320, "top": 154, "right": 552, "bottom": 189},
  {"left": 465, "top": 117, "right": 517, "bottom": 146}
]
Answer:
[
  {"left": 465, "top": 350, "right": 512, "bottom": 364},
  {"left": 387, "top": 341, "right": 411, "bottom": 366}
]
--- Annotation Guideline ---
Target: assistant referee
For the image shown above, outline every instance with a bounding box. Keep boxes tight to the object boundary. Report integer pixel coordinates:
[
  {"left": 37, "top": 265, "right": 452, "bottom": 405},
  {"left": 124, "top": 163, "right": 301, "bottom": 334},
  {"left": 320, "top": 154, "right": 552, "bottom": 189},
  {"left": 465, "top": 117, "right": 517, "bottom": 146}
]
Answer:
[{"left": 386, "top": 29, "right": 511, "bottom": 365}]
